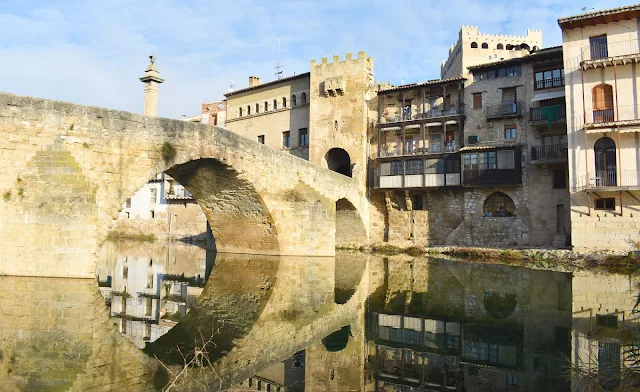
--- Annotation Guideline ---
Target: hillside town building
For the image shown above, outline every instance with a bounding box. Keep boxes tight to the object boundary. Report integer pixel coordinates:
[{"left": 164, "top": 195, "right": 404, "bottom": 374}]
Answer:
[{"left": 560, "top": 4, "right": 640, "bottom": 251}]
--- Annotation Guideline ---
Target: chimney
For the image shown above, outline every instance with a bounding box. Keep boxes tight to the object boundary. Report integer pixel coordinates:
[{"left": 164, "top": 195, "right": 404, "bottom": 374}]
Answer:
[
  {"left": 139, "top": 54, "right": 164, "bottom": 116},
  {"left": 249, "top": 76, "right": 261, "bottom": 88}
]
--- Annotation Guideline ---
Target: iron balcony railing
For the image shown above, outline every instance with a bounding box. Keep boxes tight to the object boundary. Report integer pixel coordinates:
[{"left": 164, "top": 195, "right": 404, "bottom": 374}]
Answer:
[
  {"left": 531, "top": 143, "right": 568, "bottom": 161},
  {"left": 486, "top": 102, "right": 521, "bottom": 119},
  {"left": 535, "top": 77, "right": 565, "bottom": 90},
  {"left": 576, "top": 170, "right": 640, "bottom": 190},
  {"left": 381, "top": 107, "right": 463, "bottom": 124},
  {"left": 379, "top": 143, "right": 459, "bottom": 157},
  {"left": 582, "top": 38, "right": 640, "bottom": 61},
  {"left": 530, "top": 105, "right": 566, "bottom": 123},
  {"left": 585, "top": 104, "right": 640, "bottom": 124}
]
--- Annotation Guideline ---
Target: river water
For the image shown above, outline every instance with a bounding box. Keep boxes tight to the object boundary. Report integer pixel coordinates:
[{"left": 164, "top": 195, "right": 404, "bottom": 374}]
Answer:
[{"left": 0, "top": 240, "right": 638, "bottom": 391}]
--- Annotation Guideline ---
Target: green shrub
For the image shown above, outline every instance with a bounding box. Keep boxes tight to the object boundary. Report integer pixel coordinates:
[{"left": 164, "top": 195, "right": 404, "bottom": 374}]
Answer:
[
  {"left": 161, "top": 141, "right": 177, "bottom": 162},
  {"left": 2, "top": 190, "right": 11, "bottom": 202}
]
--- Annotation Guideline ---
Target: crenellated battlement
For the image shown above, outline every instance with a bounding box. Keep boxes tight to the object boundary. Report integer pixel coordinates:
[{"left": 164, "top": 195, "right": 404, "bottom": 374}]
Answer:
[{"left": 310, "top": 51, "right": 372, "bottom": 68}]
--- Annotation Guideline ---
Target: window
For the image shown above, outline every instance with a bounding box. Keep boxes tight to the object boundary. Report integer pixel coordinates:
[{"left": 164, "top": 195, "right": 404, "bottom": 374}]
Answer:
[
  {"left": 471, "top": 42, "right": 478, "bottom": 48},
  {"left": 506, "top": 44, "right": 514, "bottom": 50},
  {"left": 380, "top": 161, "right": 403, "bottom": 176},
  {"left": 472, "top": 93, "right": 482, "bottom": 110},
  {"left": 291, "top": 95, "right": 297, "bottom": 106},
  {"left": 405, "top": 159, "right": 424, "bottom": 175},
  {"left": 144, "top": 323, "right": 151, "bottom": 339},
  {"left": 597, "top": 314, "right": 618, "bottom": 328},
  {"left": 149, "top": 188, "right": 157, "bottom": 203},
  {"left": 592, "top": 84, "right": 614, "bottom": 123},
  {"left": 145, "top": 298, "right": 152, "bottom": 316},
  {"left": 480, "top": 151, "right": 497, "bottom": 170},
  {"left": 146, "top": 273, "right": 153, "bottom": 289},
  {"left": 282, "top": 97, "right": 287, "bottom": 108},
  {"left": 497, "top": 43, "right": 504, "bottom": 49},
  {"left": 300, "top": 92, "right": 307, "bottom": 104},
  {"left": 484, "top": 192, "right": 516, "bottom": 217},
  {"left": 122, "top": 264, "right": 128, "bottom": 279},
  {"left": 273, "top": 99, "right": 277, "bottom": 110},
  {"left": 255, "top": 103, "right": 259, "bottom": 114},
  {"left": 247, "top": 105, "right": 251, "bottom": 115},
  {"left": 425, "top": 158, "right": 445, "bottom": 174},
  {"left": 497, "top": 150, "right": 515, "bottom": 169},
  {"left": 590, "top": 35, "right": 608, "bottom": 60},
  {"left": 298, "top": 128, "right": 308, "bottom": 146},
  {"left": 481, "top": 42, "right": 488, "bottom": 49},
  {"left": 553, "top": 169, "right": 567, "bottom": 189},
  {"left": 257, "top": 135, "right": 265, "bottom": 144},
  {"left": 535, "top": 68, "right": 564, "bottom": 89},
  {"left": 264, "top": 101, "right": 268, "bottom": 112},
  {"left": 412, "top": 194, "right": 424, "bottom": 210},
  {"left": 595, "top": 198, "right": 615, "bottom": 210},
  {"left": 282, "top": 131, "right": 290, "bottom": 148},
  {"left": 507, "top": 375, "right": 519, "bottom": 386},
  {"left": 334, "top": 120, "right": 339, "bottom": 132},
  {"left": 504, "top": 124, "right": 516, "bottom": 139},
  {"left": 239, "top": 107, "right": 243, "bottom": 117}
]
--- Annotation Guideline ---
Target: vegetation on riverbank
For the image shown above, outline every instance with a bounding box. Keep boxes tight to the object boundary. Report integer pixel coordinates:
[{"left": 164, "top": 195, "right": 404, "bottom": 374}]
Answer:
[{"left": 106, "top": 231, "right": 156, "bottom": 242}]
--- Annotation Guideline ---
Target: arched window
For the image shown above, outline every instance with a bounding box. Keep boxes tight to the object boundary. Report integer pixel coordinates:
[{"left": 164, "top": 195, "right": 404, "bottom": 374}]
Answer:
[
  {"left": 497, "top": 43, "right": 504, "bottom": 49},
  {"left": 521, "top": 43, "right": 530, "bottom": 51},
  {"left": 291, "top": 95, "right": 297, "bottom": 106},
  {"left": 481, "top": 42, "right": 489, "bottom": 49},
  {"left": 264, "top": 101, "right": 268, "bottom": 112},
  {"left": 471, "top": 42, "right": 478, "bottom": 48},
  {"left": 594, "top": 137, "right": 617, "bottom": 186},
  {"left": 483, "top": 192, "right": 515, "bottom": 217},
  {"left": 247, "top": 105, "right": 251, "bottom": 116},
  {"left": 282, "top": 97, "right": 287, "bottom": 108},
  {"left": 301, "top": 92, "right": 307, "bottom": 104},
  {"left": 255, "top": 103, "right": 259, "bottom": 114},
  {"left": 506, "top": 44, "right": 514, "bottom": 50},
  {"left": 239, "top": 107, "right": 243, "bottom": 117},
  {"left": 592, "top": 84, "right": 614, "bottom": 123},
  {"left": 484, "top": 291, "right": 517, "bottom": 319},
  {"left": 273, "top": 99, "right": 278, "bottom": 110}
]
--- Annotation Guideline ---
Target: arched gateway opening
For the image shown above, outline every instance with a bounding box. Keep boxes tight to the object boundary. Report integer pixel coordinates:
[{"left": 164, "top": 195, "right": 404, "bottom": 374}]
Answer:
[{"left": 326, "top": 148, "right": 352, "bottom": 177}]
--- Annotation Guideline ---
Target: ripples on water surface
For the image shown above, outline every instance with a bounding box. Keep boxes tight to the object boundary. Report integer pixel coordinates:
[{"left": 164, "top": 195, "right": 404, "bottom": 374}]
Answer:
[{"left": 0, "top": 240, "right": 638, "bottom": 391}]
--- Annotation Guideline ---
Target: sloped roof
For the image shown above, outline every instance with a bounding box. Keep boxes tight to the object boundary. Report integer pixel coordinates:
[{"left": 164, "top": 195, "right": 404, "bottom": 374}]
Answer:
[
  {"left": 224, "top": 72, "right": 310, "bottom": 97},
  {"left": 558, "top": 4, "right": 640, "bottom": 29},
  {"left": 378, "top": 77, "right": 466, "bottom": 93}
]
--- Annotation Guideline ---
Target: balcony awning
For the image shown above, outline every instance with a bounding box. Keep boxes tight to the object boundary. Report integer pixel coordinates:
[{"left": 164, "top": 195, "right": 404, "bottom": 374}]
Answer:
[
  {"left": 532, "top": 90, "right": 565, "bottom": 102},
  {"left": 445, "top": 120, "right": 458, "bottom": 125},
  {"left": 380, "top": 126, "right": 401, "bottom": 131},
  {"left": 586, "top": 125, "right": 640, "bottom": 133},
  {"left": 405, "top": 124, "right": 421, "bottom": 129},
  {"left": 425, "top": 122, "right": 442, "bottom": 127}
]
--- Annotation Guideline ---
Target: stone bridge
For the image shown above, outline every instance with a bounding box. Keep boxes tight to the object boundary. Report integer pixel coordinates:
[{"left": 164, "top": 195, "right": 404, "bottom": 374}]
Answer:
[{"left": 0, "top": 92, "right": 369, "bottom": 278}]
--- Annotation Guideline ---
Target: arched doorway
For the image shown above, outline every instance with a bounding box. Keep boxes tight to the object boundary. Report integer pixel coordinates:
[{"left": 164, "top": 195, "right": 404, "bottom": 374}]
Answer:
[
  {"left": 326, "top": 148, "right": 352, "bottom": 177},
  {"left": 594, "top": 137, "right": 617, "bottom": 186}
]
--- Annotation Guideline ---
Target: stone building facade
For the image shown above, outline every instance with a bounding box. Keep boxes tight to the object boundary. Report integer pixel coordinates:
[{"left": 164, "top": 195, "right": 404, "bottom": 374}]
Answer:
[
  {"left": 559, "top": 4, "right": 640, "bottom": 251},
  {"left": 441, "top": 25, "right": 542, "bottom": 79}
]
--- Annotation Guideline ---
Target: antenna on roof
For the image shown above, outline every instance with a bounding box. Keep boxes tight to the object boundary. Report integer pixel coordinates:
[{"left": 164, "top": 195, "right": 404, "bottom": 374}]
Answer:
[
  {"left": 229, "top": 81, "right": 235, "bottom": 92},
  {"left": 275, "top": 37, "right": 283, "bottom": 80},
  {"left": 581, "top": 6, "right": 594, "bottom": 12}
]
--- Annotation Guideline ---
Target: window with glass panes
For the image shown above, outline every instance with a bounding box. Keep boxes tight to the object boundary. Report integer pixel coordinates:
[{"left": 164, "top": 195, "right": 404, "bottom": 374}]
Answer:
[
  {"left": 504, "top": 124, "right": 516, "bottom": 139},
  {"left": 403, "top": 329, "right": 424, "bottom": 345},
  {"left": 479, "top": 151, "right": 497, "bottom": 170},
  {"left": 380, "top": 161, "right": 404, "bottom": 176},
  {"left": 405, "top": 159, "right": 424, "bottom": 175},
  {"left": 282, "top": 131, "right": 290, "bottom": 148},
  {"left": 298, "top": 128, "right": 308, "bottom": 146},
  {"left": 425, "top": 158, "right": 445, "bottom": 174},
  {"left": 535, "top": 68, "right": 564, "bottom": 89}
]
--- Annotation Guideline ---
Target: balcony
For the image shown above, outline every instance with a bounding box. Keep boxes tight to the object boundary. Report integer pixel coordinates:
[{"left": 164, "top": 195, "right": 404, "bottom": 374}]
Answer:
[
  {"left": 379, "top": 142, "right": 459, "bottom": 158},
  {"left": 535, "top": 77, "right": 564, "bottom": 90},
  {"left": 530, "top": 105, "right": 566, "bottom": 124},
  {"left": 373, "top": 157, "right": 461, "bottom": 189},
  {"left": 486, "top": 102, "right": 521, "bottom": 120},
  {"left": 531, "top": 143, "right": 568, "bottom": 163},
  {"left": 585, "top": 105, "right": 640, "bottom": 128},
  {"left": 576, "top": 170, "right": 640, "bottom": 191},
  {"left": 380, "top": 107, "right": 464, "bottom": 125},
  {"left": 581, "top": 39, "right": 640, "bottom": 68}
]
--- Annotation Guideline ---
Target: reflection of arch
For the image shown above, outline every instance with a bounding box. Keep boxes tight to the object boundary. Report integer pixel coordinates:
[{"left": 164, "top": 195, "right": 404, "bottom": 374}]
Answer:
[
  {"left": 471, "top": 42, "right": 478, "bottom": 48},
  {"left": 335, "top": 198, "right": 367, "bottom": 247},
  {"left": 484, "top": 192, "right": 515, "bottom": 217},
  {"left": 484, "top": 291, "right": 517, "bottom": 319},
  {"left": 481, "top": 42, "right": 488, "bottom": 49},
  {"left": 497, "top": 43, "right": 504, "bottom": 49},
  {"left": 322, "top": 326, "right": 350, "bottom": 352},
  {"left": 595, "top": 137, "right": 617, "bottom": 186},
  {"left": 326, "top": 148, "right": 352, "bottom": 177}
]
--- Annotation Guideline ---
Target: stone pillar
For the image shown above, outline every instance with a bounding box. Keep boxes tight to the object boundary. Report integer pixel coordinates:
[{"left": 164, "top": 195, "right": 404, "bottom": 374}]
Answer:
[{"left": 139, "top": 55, "right": 164, "bottom": 116}]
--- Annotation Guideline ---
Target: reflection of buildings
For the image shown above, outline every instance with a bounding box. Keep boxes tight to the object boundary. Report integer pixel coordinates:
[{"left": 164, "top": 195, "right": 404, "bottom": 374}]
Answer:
[
  {"left": 570, "top": 271, "right": 640, "bottom": 391},
  {"left": 116, "top": 172, "right": 208, "bottom": 238},
  {"left": 97, "top": 241, "right": 211, "bottom": 348},
  {"left": 367, "top": 258, "right": 573, "bottom": 391}
]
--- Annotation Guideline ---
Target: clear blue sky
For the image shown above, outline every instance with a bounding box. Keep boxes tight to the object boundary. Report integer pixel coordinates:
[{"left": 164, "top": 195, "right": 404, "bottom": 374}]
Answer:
[{"left": 0, "top": 0, "right": 630, "bottom": 118}]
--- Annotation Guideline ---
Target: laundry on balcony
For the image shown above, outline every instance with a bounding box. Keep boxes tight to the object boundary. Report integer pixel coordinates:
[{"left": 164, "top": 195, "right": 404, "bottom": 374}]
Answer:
[{"left": 540, "top": 105, "right": 561, "bottom": 130}]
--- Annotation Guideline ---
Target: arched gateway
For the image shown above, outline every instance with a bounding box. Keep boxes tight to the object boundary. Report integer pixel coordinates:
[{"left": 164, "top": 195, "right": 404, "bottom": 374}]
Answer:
[{"left": 0, "top": 92, "right": 366, "bottom": 278}]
